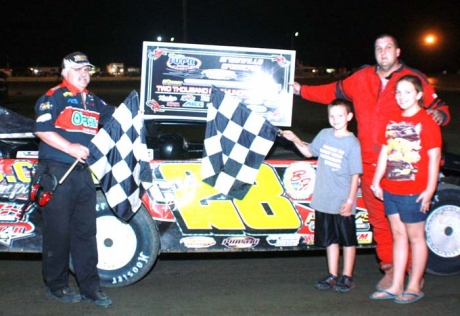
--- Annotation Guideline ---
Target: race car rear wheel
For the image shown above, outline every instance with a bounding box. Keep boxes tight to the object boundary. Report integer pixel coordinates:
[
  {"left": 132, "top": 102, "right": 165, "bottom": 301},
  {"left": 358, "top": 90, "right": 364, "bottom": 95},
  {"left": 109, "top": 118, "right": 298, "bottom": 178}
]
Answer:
[
  {"left": 95, "top": 191, "right": 160, "bottom": 287},
  {"left": 425, "top": 186, "right": 460, "bottom": 276}
]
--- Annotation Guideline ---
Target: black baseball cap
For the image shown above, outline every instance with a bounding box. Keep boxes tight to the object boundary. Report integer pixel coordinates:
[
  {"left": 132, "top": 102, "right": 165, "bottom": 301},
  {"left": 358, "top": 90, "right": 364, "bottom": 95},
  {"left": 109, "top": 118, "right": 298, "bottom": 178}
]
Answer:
[{"left": 62, "top": 51, "right": 94, "bottom": 69}]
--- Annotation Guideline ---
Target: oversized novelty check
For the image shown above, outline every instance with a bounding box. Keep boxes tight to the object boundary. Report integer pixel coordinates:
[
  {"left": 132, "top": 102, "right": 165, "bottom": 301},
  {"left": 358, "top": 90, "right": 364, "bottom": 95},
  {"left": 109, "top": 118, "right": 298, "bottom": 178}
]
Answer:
[{"left": 140, "top": 42, "right": 296, "bottom": 126}]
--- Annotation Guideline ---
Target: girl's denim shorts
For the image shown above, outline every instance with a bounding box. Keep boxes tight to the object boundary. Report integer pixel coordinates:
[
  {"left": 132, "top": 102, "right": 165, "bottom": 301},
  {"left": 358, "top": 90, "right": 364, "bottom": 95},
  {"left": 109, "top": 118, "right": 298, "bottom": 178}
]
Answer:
[{"left": 383, "top": 190, "right": 427, "bottom": 223}]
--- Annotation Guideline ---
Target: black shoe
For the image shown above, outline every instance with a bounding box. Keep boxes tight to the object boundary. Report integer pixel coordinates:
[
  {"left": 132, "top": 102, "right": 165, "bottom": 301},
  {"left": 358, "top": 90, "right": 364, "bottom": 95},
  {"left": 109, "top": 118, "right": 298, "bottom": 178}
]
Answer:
[
  {"left": 315, "top": 274, "right": 339, "bottom": 290},
  {"left": 46, "top": 287, "right": 81, "bottom": 303},
  {"left": 81, "top": 290, "right": 113, "bottom": 308},
  {"left": 336, "top": 275, "right": 356, "bottom": 293}
]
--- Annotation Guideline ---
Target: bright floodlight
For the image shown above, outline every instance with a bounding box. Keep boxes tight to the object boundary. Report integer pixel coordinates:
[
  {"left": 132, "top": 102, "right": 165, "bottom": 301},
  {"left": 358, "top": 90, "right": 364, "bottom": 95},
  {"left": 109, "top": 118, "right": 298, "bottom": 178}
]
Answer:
[{"left": 425, "top": 35, "right": 436, "bottom": 45}]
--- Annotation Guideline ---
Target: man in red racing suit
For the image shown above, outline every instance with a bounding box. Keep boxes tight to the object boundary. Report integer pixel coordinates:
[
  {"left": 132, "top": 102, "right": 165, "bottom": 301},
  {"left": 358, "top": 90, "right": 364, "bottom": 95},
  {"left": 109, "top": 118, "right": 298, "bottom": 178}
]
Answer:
[{"left": 291, "top": 34, "right": 450, "bottom": 291}]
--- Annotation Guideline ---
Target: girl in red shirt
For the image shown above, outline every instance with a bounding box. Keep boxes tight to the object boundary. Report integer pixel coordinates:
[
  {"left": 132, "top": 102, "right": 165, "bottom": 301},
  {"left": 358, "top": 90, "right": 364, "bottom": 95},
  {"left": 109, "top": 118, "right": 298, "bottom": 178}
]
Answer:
[{"left": 370, "top": 75, "right": 442, "bottom": 304}]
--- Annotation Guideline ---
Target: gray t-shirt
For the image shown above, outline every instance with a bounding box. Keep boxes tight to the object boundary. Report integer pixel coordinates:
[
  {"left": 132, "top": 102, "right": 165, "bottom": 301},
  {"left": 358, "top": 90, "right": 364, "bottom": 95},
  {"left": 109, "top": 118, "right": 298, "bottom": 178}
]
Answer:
[{"left": 309, "top": 128, "right": 362, "bottom": 215}]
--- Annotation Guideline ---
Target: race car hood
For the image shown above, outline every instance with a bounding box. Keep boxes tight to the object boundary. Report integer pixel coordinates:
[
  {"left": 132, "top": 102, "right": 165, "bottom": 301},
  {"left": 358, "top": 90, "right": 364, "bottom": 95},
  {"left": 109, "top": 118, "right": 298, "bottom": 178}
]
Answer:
[{"left": 0, "top": 106, "right": 35, "bottom": 139}]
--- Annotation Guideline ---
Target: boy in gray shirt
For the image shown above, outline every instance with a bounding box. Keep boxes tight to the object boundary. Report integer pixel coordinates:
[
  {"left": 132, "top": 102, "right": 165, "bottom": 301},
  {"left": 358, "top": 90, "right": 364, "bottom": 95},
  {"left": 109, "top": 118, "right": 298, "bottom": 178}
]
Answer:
[{"left": 282, "top": 98, "right": 362, "bottom": 292}]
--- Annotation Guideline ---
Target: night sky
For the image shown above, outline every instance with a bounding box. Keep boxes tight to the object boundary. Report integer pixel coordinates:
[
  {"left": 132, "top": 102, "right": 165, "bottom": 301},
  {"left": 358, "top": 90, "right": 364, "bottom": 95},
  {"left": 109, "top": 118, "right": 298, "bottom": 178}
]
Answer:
[{"left": 2, "top": 0, "right": 460, "bottom": 74}]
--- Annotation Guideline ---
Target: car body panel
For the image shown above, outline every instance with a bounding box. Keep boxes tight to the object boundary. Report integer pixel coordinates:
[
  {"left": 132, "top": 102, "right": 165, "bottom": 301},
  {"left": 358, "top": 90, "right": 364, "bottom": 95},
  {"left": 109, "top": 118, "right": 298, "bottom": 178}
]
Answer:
[{"left": 0, "top": 156, "right": 374, "bottom": 253}]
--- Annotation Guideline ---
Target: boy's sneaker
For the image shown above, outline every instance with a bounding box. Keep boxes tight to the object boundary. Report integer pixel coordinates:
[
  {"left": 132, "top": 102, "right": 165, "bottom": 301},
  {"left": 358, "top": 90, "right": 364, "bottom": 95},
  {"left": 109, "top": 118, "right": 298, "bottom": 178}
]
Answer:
[
  {"left": 46, "top": 287, "right": 81, "bottom": 303},
  {"left": 81, "top": 290, "right": 113, "bottom": 308},
  {"left": 336, "top": 275, "right": 356, "bottom": 293},
  {"left": 315, "top": 274, "right": 339, "bottom": 290}
]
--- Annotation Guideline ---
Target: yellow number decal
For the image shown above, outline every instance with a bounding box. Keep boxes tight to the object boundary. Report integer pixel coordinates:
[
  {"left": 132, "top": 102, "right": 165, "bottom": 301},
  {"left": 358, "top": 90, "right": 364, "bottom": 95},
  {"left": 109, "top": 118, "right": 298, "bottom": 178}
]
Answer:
[
  {"left": 234, "top": 164, "right": 301, "bottom": 232},
  {"left": 159, "top": 163, "right": 245, "bottom": 232},
  {"left": 0, "top": 160, "right": 34, "bottom": 183},
  {"left": 13, "top": 161, "right": 34, "bottom": 183},
  {"left": 158, "top": 162, "right": 301, "bottom": 234}
]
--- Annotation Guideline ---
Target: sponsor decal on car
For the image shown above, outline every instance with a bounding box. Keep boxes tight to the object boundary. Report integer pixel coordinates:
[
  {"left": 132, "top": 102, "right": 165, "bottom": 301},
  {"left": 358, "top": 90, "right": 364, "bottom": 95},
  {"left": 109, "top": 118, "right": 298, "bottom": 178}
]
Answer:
[
  {"left": 266, "top": 234, "right": 301, "bottom": 247},
  {"left": 0, "top": 213, "right": 36, "bottom": 247},
  {"left": 357, "top": 232, "right": 373, "bottom": 244},
  {"left": 16, "top": 151, "right": 39, "bottom": 158},
  {"left": 283, "top": 162, "right": 316, "bottom": 200},
  {"left": 222, "top": 236, "right": 259, "bottom": 249},
  {"left": 0, "top": 160, "right": 38, "bottom": 247},
  {"left": 180, "top": 236, "right": 217, "bottom": 249}
]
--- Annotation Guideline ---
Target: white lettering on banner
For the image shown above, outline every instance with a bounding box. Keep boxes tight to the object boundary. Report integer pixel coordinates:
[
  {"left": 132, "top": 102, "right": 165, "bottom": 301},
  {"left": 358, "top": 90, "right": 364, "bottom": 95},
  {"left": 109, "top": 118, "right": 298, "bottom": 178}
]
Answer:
[
  {"left": 221, "top": 64, "right": 261, "bottom": 72},
  {"left": 156, "top": 85, "right": 172, "bottom": 92},
  {"left": 218, "top": 57, "right": 264, "bottom": 65},
  {"left": 171, "top": 86, "right": 210, "bottom": 94}
]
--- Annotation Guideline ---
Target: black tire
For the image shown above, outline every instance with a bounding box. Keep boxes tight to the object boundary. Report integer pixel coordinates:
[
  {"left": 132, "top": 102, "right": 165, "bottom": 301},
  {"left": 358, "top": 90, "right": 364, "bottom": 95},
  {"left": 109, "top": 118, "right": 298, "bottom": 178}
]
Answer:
[
  {"left": 425, "top": 185, "right": 460, "bottom": 276},
  {"left": 95, "top": 191, "right": 160, "bottom": 287}
]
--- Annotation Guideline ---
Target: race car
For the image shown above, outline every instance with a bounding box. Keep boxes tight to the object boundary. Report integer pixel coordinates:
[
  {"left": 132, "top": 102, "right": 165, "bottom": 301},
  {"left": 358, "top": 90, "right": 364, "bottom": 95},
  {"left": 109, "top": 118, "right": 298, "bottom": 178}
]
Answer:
[{"left": 1, "top": 105, "right": 459, "bottom": 288}]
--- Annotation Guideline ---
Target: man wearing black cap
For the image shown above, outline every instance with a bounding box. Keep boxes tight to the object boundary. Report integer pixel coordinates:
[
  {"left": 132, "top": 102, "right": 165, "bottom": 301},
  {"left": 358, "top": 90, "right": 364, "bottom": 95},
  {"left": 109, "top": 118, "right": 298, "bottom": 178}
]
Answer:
[{"left": 33, "top": 52, "right": 115, "bottom": 307}]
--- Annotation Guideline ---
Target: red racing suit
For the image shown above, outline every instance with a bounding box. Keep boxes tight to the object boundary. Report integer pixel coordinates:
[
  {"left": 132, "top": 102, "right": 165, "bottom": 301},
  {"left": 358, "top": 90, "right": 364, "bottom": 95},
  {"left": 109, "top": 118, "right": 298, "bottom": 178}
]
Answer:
[{"left": 299, "top": 63, "right": 450, "bottom": 267}]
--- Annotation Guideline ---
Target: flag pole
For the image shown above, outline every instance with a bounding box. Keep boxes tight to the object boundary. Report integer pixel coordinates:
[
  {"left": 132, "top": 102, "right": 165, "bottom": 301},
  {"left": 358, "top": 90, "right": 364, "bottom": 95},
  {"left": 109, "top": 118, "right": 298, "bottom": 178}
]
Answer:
[{"left": 58, "top": 159, "right": 79, "bottom": 184}]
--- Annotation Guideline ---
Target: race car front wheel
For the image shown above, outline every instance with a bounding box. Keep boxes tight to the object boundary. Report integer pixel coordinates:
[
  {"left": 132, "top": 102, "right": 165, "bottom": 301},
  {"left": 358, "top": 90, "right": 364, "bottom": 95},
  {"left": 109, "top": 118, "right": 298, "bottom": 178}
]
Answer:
[
  {"left": 95, "top": 191, "right": 160, "bottom": 287},
  {"left": 425, "top": 185, "right": 460, "bottom": 276}
]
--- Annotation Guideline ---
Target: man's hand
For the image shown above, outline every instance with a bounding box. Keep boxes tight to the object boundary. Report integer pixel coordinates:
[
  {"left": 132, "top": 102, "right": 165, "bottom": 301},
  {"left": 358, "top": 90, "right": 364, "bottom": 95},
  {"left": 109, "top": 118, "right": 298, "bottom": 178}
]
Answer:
[
  {"left": 427, "top": 109, "right": 444, "bottom": 125},
  {"left": 371, "top": 184, "right": 384, "bottom": 201},
  {"left": 68, "top": 143, "right": 90, "bottom": 163},
  {"left": 289, "top": 82, "right": 301, "bottom": 95}
]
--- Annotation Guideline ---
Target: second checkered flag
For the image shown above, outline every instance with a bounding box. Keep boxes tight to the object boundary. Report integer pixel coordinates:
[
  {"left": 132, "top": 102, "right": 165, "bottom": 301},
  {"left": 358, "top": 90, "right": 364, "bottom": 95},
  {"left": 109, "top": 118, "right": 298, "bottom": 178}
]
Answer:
[{"left": 201, "top": 86, "right": 278, "bottom": 199}]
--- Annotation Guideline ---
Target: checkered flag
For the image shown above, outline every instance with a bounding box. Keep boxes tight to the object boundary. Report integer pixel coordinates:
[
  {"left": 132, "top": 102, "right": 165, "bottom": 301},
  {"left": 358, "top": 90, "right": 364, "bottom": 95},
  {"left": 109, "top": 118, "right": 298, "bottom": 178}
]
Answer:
[
  {"left": 87, "top": 90, "right": 152, "bottom": 222},
  {"left": 201, "top": 86, "right": 278, "bottom": 199}
]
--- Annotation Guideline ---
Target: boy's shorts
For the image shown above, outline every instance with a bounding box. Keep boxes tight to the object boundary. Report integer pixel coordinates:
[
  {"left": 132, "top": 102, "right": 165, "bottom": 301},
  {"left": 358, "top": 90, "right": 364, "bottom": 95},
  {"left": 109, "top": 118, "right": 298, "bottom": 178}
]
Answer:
[
  {"left": 383, "top": 190, "right": 427, "bottom": 223},
  {"left": 314, "top": 210, "right": 357, "bottom": 248}
]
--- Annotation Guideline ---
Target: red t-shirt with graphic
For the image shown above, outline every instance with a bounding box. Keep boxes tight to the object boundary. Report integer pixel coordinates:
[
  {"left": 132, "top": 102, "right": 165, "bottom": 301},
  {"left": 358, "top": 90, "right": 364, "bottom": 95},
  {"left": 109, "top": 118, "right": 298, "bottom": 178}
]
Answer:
[{"left": 378, "top": 109, "right": 442, "bottom": 195}]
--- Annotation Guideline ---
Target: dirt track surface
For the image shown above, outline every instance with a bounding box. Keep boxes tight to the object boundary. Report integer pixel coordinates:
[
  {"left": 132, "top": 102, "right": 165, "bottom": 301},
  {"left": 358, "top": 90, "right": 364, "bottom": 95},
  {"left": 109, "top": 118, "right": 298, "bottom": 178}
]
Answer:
[{"left": 1, "top": 251, "right": 459, "bottom": 316}]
